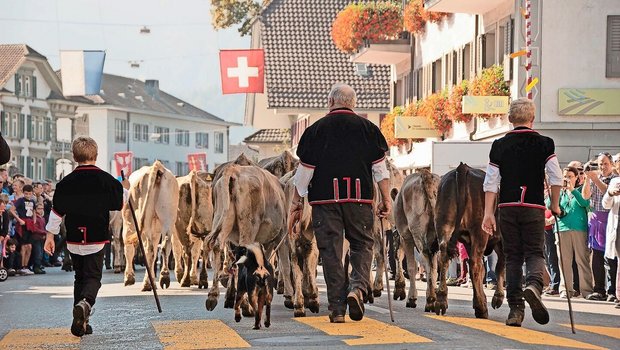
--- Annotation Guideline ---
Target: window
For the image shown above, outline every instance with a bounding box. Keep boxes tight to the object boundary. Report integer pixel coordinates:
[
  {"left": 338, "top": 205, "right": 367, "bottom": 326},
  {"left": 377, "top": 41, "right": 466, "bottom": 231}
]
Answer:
[
  {"left": 23, "top": 76, "right": 30, "bottom": 97},
  {"left": 196, "top": 132, "right": 209, "bottom": 149},
  {"left": 463, "top": 43, "right": 472, "bottom": 80},
  {"left": 175, "top": 161, "right": 189, "bottom": 176},
  {"left": 607, "top": 16, "right": 620, "bottom": 78},
  {"left": 36, "top": 117, "right": 44, "bottom": 141},
  {"left": 37, "top": 158, "right": 43, "bottom": 180},
  {"left": 432, "top": 60, "right": 441, "bottom": 93},
  {"left": 215, "top": 132, "right": 224, "bottom": 154},
  {"left": 133, "top": 123, "right": 148, "bottom": 142},
  {"left": 175, "top": 129, "right": 189, "bottom": 146},
  {"left": 115, "top": 119, "right": 127, "bottom": 143},
  {"left": 10, "top": 113, "right": 18, "bottom": 138},
  {"left": 154, "top": 126, "right": 169, "bottom": 144},
  {"left": 133, "top": 157, "right": 150, "bottom": 169}
]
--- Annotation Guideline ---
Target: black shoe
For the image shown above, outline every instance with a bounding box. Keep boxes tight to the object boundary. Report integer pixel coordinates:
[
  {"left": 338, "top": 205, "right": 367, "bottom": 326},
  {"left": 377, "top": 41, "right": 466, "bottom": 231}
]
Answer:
[
  {"left": 506, "top": 306, "right": 525, "bottom": 327},
  {"left": 607, "top": 294, "right": 617, "bottom": 303},
  {"left": 85, "top": 324, "right": 93, "bottom": 335},
  {"left": 71, "top": 299, "right": 91, "bottom": 337},
  {"left": 347, "top": 289, "right": 365, "bottom": 321},
  {"left": 524, "top": 285, "right": 549, "bottom": 325},
  {"left": 329, "top": 311, "right": 345, "bottom": 323},
  {"left": 33, "top": 267, "right": 46, "bottom": 274},
  {"left": 585, "top": 292, "right": 606, "bottom": 301}
]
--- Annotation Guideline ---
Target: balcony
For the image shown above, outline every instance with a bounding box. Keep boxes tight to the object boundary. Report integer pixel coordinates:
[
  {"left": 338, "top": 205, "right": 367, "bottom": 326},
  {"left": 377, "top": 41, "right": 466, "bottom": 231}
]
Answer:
[
  {"left": 51, "top": 141, "right": 71, "bottom": 153},
  {"left": 425, "top": 0, "right": 508, "bottom": 14},
  {"left": 350, "top": 32, "right": 411, "bottom": 66}
]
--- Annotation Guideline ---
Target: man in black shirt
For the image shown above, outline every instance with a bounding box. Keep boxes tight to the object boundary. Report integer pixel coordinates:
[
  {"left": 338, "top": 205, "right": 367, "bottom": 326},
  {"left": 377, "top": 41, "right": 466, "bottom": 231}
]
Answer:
[
  {"left": 44, "top": 137, "right": 128, "bottom": 337},
  {"left": 482, "top": 98, "right": 563, "bottom": 327},
  {"left": 290, "top": 84, "right": 391, "bottom": 323}
]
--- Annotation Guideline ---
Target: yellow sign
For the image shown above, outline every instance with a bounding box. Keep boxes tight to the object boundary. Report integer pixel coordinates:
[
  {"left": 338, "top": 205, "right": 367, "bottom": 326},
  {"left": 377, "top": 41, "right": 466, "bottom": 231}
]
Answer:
[
  {"left": 395, "top": 116, "right": 440, "bottom": 138},
  {"left": 558, "top": 89, "right": 620, "bottom": 115},
  {"left": 462, "top": 96, "right": 510, "bottom": 114}
]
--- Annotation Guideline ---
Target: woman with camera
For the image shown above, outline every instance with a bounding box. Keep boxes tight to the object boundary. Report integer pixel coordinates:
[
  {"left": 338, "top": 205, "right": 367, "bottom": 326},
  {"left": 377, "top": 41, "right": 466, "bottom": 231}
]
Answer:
[{"left": 553, "top": 166, "right": 594, "bottom": 299}]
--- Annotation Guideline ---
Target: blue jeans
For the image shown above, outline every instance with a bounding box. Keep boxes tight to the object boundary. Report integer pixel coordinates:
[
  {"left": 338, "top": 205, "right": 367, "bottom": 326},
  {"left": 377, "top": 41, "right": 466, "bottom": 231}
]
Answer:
[
  {"left": 544, "top": 229, "right": 561, "bottom": 291},
  {"left": 485, "top": 251, "right": 498, "bottom": 283}
]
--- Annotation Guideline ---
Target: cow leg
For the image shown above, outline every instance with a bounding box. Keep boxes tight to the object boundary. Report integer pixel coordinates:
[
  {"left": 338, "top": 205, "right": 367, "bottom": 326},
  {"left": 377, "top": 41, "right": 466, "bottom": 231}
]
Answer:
[
  {"left": 252, "top": 294, "right": 262, "bottom": 330},
  {"left": 469, "top": 244, "right": 489, "bottom": 319},
  {"left": 372, "top": 230, "right": 385, "bottom": 299},
  {"left": 278, "top": 241, "right": 294, "bottom": 309},
  {"left": 142, "top": 237, "right": 158, "bottom": 292},
  {"left": 492, "top": 242, "right": 506, "bottom": 309},
  {"left": 180, "top": 248, "right": 192, "bottom": 287},
  {"left": 435, "top": 241, "right": 451, "bottom": 315},
  {"left": 113, "top": 227, "right": 125, "bottom": 274},
  {"left": 265, "top": 295, "right": 272, "bottom": 328},
  {"left": 123, "top": 242, "right": 136, "bottom": 286},
  {"left": 233, "top": 289, "right": 244, "bottom": 323},
  {"left": 303, "top": 238, "right": 320, "bottom": 314},
  {"left": 290, "top": 248, "right": 306, "bottom": 317},
  {"left": 199, "top": 240, "right": 209, "bottom": 289},
  {"left": 401, "top": 239, "right": 418, "bottom": 307},
  {"left": 159, "top": 232, "right": 172, "bottom": 289},
  {"left": 172, "top": 230, "right": 185, "bottom": 284},
  {"left": 205, "top": 245, "right": 222, "bottom": 311},
  {"left": 189, "top": 238, "right": 202, "bottom": 286},
  {"left": 240, "top": 294, "right": 255, "bottom": 317},
  {"left": 224, "top": 265, "right": 237, "bottom": 309},
  {"left": 424, "top": 252, "right": 438, "bottom": 312}
]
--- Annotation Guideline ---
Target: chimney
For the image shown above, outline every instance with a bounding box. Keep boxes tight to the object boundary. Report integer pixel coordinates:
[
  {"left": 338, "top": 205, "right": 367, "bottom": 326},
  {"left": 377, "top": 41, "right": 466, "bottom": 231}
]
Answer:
[{"left": 145, "top": 79, "right": 159, "bottom": 98}]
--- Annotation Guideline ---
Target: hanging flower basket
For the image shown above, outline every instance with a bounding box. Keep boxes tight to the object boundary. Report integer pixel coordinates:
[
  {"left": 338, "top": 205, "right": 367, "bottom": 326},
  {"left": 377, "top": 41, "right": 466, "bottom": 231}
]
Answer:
[
  {"left": 332, "top": 1, "right": 403, "bottom": 54},
  {"left": 404, "top": 0, "right": 449, "bottom": 34},
  {"left": 419, "top": 92, "right": 452, "bottom": 134},
  {"left": 446, "top": 80, "right": 472, "bottom": 123},
  {"left": 468, "top": 65, "right": 510, "bottom": 120}
]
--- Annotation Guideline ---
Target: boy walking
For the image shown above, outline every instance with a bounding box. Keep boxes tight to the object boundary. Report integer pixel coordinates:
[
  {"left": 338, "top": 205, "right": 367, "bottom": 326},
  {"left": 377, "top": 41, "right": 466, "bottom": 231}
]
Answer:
[{"left": 44, "top": 137, "right": 128, "bottom": 337}]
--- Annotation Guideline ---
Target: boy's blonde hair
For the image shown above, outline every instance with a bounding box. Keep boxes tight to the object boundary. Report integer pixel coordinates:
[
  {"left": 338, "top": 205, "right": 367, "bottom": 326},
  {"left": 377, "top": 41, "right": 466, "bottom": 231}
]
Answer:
[
  {"left": 72, "top": 136, "right": 98, "bottom": 163},
  {"left": 508, "top": 98, "right": 536, "bottom": 125},
  {"left": 0, "top": 193, "right": 8, "bottom": 204}
]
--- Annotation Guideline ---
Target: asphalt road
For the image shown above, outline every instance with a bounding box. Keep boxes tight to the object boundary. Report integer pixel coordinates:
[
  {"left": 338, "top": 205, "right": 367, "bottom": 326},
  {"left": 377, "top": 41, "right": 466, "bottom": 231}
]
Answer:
[{"left": 0, "top": 265, "right": 618, "bottom": 350}]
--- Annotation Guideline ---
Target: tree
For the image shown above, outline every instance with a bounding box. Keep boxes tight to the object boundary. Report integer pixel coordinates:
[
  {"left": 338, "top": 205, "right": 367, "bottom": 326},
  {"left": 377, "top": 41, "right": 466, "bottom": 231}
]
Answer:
[{"left": 210, "top": 0, "right": 263, "bottom": 36}]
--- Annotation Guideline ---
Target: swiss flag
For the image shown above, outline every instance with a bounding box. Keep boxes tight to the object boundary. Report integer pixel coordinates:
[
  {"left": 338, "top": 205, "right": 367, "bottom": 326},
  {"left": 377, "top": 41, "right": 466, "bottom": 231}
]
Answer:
[{"left": 219, "top": 49, "right": 264, "bottom": 94}]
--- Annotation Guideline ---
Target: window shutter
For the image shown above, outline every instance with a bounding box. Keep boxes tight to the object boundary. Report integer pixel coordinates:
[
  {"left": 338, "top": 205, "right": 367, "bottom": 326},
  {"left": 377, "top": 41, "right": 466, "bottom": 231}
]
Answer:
[
  {"left": 14, "top": 74, "right": 19, "bottom": 97},
  {"left": 27, "top": 156, "right": 33, "bottom": 178},
  {"left": 46, "top": 158, "right": 55, "bottom": 179},
  {"left": 32, "top": 76, "right": 37, "bottom": 98},
  {"left": 45, "top": 119, "right": 51, "bottom": 141},
  {"left": 19, "top": 114, "right": 25, "bottom": 139},
  {"left": 27, "top": 115, "right": 33, "bottom": 139},
  {"left": 504, "top": 19, "right": 513, "bottom": 56},
  {"left": 19, "top": 155, "right": 25, "bottom": 172},
  {"left": 607, "top": 16, "right": 620, "bottom": 78},
  {"left": 0, "top": 111, "right": 5, "bottom": 134}
]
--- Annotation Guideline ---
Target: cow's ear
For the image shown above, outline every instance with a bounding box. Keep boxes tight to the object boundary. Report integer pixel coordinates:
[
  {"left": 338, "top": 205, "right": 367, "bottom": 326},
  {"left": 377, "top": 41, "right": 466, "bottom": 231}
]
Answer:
[{"left": 235, "top": 256, "right": 248, "bottom": 266}]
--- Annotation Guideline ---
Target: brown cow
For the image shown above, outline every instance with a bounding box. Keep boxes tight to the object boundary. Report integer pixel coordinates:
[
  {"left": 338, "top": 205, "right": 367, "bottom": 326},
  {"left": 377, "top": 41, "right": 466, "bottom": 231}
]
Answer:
[
  {"left": 434, "top": 163, "right": 505, "bottom": 318},
  {"left": 205, "top": 165, "right": 287, "bottom": 313},
  {"left": 393, "top": 169, "right": 441, "bottom": 309},
  {"left": 258, "top": 150, "right": 299, "bottom": 179},
  {"left": 212, "top": 153, "right": 257, "bottom": 184},
  {"left": 172, "top": 171, "right": 213, "bottom": 288}
]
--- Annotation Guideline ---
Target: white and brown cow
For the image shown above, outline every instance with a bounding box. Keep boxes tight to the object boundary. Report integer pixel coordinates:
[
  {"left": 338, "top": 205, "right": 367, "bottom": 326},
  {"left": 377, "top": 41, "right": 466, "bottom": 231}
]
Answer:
[
  {"left": 109, "top": 210, "right": 124, "bottom": 274},
  {"left": 172, "top": 171, "right": 213, "bottom": 288},
  {"left": 258, "top": 150, "right": 299, "bottom": 179},
  {"left": 122, "top": 161, "right": 179, "bottom": 291},
  {"left": 205, "top": 165, "right": 286, "bottom": 314}
]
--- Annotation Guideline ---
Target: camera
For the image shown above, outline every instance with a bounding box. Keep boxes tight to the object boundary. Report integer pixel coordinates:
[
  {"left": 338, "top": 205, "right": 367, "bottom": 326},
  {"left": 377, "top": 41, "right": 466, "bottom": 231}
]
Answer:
[{"left": 585, "top": 163, "right": 599, "bottom": 172}]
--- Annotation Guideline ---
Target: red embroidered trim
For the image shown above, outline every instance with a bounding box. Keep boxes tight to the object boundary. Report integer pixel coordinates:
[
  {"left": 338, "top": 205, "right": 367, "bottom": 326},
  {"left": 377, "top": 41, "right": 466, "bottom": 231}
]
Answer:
[
  {"left": 343, "top": 177, "right": 351, "bottom": 199},
  {"left": 489, "top": 162, "right": 500, "bottom": 168},
  {"left": 508, "top": 129, "right": 539, "bottom": 134},
  {"left": 355, "top": 179, "right": 361, "bottom": 200},
  {"left": 498, "top": 203, "right": 546, "bottom": 210},
  {"left": 73, "top": 165, "right": 101, "bottom": 172},
  {"left": 300, "top": 162, "right": 316, "bottom": 169},
  {"left": 372, "top": 156, "right": 386, "bottom": 165},
  {"left": 67, "top": 240, "right": 110, "bottom": 245},
  {"left": 51, "top": 208, "right": 64, "bottom": 217},
  {"left": 545, "top": 154, "right": 557, "bottom": 162},
  {"left": 309, "top": 199, "right": 374, "bottom": 205},
  {"left": 326, "top": 109, "right": 358, "bottom": 117},
  {"left": 333, "top": 178, "right": 339, "bottom": 201}
]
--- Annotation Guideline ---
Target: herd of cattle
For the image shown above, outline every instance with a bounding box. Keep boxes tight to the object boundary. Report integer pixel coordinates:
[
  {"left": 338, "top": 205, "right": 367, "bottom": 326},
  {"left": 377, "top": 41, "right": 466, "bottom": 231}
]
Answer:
[{"left": 107, "top": 151, "right": 506, "bottom": 329}]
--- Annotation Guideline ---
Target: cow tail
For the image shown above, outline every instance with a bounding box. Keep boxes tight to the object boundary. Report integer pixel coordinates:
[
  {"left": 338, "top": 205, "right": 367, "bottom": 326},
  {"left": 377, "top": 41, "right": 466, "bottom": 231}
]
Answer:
[
  {"left": 140, "top": 165, "right": 161, "bottom": 234},
  {"left": 209, "top": 170, "right": 236, "bottom": 250},
  {"left": 187, "top": 171, "right": 197, "bottom": 235}
]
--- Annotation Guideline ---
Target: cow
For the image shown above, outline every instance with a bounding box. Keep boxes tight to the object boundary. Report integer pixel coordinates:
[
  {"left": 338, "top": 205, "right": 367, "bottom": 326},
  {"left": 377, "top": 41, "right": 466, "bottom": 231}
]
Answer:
[
  {"left": 258, "top": 150, "right": 299, "bottom": 179},
  {"left": 205, "top": 164, "right": 287, "bottom": 314},
  {"left": 434, "top": 163, "right": 505, "bottom": 318},
  {"left": 172, "top": 171, "right": 213, "bottom": 288},
  {"left": 234, "top": 243, "right": 275, "bottom": 330},
  {"left": 122, "top": 161, "right": 179, "bottom": 291},
  {"left": 212, "top": 153, "right": 257, "bottom": 184},
  {"left": 280, "top": 170, "right": 320, "bottom": 317},
  {"left": 393, "top": 169, "right": 441, "bottom": 310},
  {"left": 369, "top": 159, "right": 405, "bottom": 301},
  {"left": 109, "top": 211, "right": 124, "bottom": 274}
]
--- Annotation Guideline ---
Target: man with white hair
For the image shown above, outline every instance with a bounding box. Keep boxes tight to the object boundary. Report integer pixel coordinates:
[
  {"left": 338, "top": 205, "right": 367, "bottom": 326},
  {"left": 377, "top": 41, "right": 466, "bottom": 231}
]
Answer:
[{"left": 289, "top": 83, "right": 391, "bottom": 323}]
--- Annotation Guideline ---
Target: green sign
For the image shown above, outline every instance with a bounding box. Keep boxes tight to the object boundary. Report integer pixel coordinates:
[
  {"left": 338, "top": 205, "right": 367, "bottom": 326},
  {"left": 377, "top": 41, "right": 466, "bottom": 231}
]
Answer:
[{"left": 558, "top": 89, "right": 620, "bottom": 115}]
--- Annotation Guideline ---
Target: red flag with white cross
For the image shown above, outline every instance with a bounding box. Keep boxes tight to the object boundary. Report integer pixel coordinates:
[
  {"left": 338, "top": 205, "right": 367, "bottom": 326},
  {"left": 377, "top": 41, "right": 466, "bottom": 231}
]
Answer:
[{"left": 219, "top": 49, "right": 264, "bottom": 94}]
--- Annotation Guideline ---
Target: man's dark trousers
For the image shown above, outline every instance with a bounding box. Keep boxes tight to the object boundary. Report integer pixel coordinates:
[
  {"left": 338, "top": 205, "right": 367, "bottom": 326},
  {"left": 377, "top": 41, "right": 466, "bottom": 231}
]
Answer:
[
  {"left": 70, "top": 249, "right": 105, "bottom": 306},
  {"left": 500, "top": 207, "right": 546, "bottom": 306},
  {"left": 312, "top": 203, "right": 374, "bottom": 313},
  {"left": 544, "top": 228, "right": 561, "bottom": 291}
]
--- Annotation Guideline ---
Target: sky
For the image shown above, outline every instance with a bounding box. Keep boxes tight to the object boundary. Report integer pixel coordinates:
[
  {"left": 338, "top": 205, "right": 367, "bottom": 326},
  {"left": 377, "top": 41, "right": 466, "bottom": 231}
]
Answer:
[{"left": 0, "top": 0, "right": 254, "bottom": 144}]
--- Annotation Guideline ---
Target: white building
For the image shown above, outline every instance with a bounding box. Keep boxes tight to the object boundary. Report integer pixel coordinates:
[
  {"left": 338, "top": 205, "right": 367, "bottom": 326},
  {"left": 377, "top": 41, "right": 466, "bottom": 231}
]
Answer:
[
  {"left": 75, "top": 74, "right": 236, "bottom": 175},
  {"left": 0, "top": 44, "right": 80, "bottom": 180}
]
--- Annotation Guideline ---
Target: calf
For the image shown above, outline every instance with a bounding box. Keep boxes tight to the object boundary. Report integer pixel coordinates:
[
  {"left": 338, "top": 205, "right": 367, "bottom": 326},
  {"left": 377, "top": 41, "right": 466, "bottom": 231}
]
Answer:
[{"left": 234, "top": 243, "right": 274, "bottom": 330}]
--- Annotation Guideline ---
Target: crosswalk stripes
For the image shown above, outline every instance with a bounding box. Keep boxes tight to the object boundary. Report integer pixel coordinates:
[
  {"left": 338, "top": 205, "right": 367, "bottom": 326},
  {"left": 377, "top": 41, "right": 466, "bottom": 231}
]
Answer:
[
  {"left": 560, "top": 324, "right": 620, "bottom": 340},
  {"left": 1, "top": 317, "right": 617, "bottom": 349},
  {"left": 427, "top": 315, "right": 606, "bottom": 350},
  {"left": 294, "top": 315, "right": 432, "bottom": 346}
]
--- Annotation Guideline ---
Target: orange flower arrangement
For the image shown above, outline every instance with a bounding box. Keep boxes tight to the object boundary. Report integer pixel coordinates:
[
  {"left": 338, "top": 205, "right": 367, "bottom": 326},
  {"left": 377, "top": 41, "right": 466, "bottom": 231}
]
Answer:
[
  {"left": 419, "top": 92, "right": 452, "bottom": 134},
  {"left": 445, "top": 80, "right": 471, "bottom": 123},
  {"left": 468, "top": 65, "right": 510, "bottom": 120},
  {"left": 332, "top": 2, "right": 403, "bottom": 54},
  {"left": 380, "top": 106, "right": 408, "bottom": 147},
  {"left": 404, "top": 0, "right": 449, "bottom": 34}
]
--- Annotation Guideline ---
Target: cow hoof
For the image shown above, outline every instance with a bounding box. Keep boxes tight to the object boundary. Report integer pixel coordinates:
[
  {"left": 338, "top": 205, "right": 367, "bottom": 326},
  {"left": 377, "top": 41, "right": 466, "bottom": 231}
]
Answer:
[
  {"left": 265, "top": 321, "right": 270, "bottom": 328},
  {"left": 277, "top": 281, "right": 284, "bottom": 295},
  {"left": 235, "top": 314, "right": 242, "bottom": 323},
  {"left": 160, "top": 276, "right": 170, "bottom": 289},
  {"left": 424, "top": 296, "right": 435, "bottom": 312},
  {"left": 114, "top": 266, "right": 122, "bottom": 274},
  {"left": 393, "top": 289, "right": 406, "bottom": 301},
  {"left": 307, "top": 299, "right": 319, "bottom": 313},
  {"left": 294, "top": 309, "right": 306, "bottom": 317},
  {"left": 180, "top": 278, "right": 191, "bottom": 288},
  {"left": 475, "top": 309, "right": 488, "bottom": 319},
  {"left": 205, "top": 297, "right": 218, "bottom": 311},
  {"left": 198, "top": 279, "right": 209, "bottom": 289},
  {"left": 434, "top": 301, "right": 447, "bottom": 315},
  {"left": 373, "top": 289, "right": 382, "bottom": 298},
  {"left": 142, "top": 284, "right": 153, "bottom": 292},
  {"left": 407, "top": 298, "right": 417, "bottom": 308},
  {"left": 284, "top": 296, "right": 294, "bottom": 309},
  {"left": 175, "top": 272, "right": 184, "bottom": 283},
  {"left": 492, "top": 293, "right": 505, "bottom": 309},
  {"left": 224, "top": 298, "right": 235, "bottom": 309},
  {"left": 124, "top": 276, "right": 135, "bottom": 286},
  {"left": 191, "top": 278, "right": 199, "bottom": 286},
  {"left": 253, "top": 325, "right": 260, "bottom": 330},
  {"left": 366, "top": 292, "right": 374, "bottom": 304}
]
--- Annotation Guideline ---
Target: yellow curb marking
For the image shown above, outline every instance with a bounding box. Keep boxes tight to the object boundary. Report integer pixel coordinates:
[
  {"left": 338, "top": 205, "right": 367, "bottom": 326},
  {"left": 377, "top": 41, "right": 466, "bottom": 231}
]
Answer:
[
  {"left": 153, "top": 320, "right": 250, "bottom": 350},
  {"left": 561, "top": 324, "right": 620, "bottom": 340},
  {"left": 0, "top": 328, "right": 80, "bottom": 350},
  {"left": 427, "top": 315, "right": 606, "bottom": 350},
  {"left": 295, "top": 316, "right": 432, "bottom": 346}
]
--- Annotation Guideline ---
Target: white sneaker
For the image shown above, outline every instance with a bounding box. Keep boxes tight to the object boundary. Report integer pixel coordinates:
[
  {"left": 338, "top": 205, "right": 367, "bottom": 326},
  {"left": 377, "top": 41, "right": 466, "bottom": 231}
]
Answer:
[{"left": 20, "top": 268, "right": 34, "bottom": 275}]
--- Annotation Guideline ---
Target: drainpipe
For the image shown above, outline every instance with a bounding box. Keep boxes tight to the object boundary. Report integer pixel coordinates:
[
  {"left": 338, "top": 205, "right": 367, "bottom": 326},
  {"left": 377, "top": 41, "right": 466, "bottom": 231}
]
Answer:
[
  {"left": 126, "top": 112, "right": 130, "bottom": 152},
  {"left": 469, "top": 14, "right": 480, "bottom": 141}
]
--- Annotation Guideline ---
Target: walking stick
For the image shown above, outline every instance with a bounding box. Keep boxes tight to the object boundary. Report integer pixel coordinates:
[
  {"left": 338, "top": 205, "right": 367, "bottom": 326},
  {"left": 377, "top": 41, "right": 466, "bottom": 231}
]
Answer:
[
  {"left": 380, "top": 218, "right": 395, "bottom": 322},
  {"left": 121, "top": 171, "right": 162, "bottom": 313},
  {"left": 545, "top": 179, "right": 575, "bottom": 333}
]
